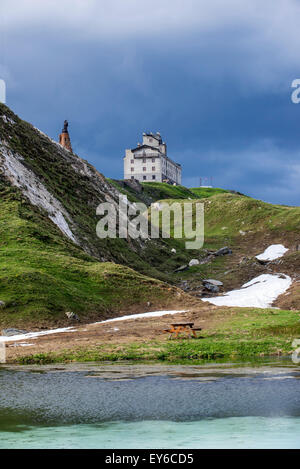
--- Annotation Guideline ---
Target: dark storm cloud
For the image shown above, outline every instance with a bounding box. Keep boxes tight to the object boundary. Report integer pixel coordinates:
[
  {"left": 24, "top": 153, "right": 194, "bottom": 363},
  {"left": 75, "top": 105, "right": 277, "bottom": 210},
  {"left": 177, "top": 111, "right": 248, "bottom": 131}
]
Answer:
[{"left": 1, "top": 0, "right": 300, "bottom": 205}]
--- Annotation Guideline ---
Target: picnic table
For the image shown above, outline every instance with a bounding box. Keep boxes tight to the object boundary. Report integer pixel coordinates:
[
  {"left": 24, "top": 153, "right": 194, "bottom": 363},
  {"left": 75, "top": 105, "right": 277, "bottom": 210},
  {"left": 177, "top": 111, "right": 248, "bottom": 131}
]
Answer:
[{"left": 163, "top": 322, "right": 202, "bottom": 339}]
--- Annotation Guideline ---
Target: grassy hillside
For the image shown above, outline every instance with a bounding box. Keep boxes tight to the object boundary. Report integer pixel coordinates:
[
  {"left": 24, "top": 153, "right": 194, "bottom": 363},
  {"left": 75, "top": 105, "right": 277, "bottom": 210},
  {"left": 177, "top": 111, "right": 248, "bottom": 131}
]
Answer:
[
  {"left": 0, "top": 103, "right": 198, "bottom": 281},
  {"left": 1, "top": 102, "right": 299, "bottom": 332},
  {"left": 150, "top": 193, "right": 300, "bottom": 303},
  {"left": 0, "top": 180, "right": 187, "bottom": 328},
  {"left": 190, "top": 187, "right": 230, "bottom": 198},
  {"left": 107, "top": 179, "right": 230, "bottom": 205},
  {"left": 0, "top": 104, "right": 196, "bottom": 327}
]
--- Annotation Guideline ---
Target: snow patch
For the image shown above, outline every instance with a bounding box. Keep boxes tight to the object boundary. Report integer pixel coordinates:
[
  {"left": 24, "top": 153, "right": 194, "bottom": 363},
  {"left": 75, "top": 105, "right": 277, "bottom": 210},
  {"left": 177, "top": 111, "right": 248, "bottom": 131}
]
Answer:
[
  {"left": 0, "top": 326, "right": 76, "bottom": 343},
  {"left": 94, "top": 310, "right": 187, "bottom": 325},
  {"left": 0, "top": 145, "right": 77, "bottom": 243},
  {"left": 9, "top": 343, "right": 34, "bottom": 347},
  {"left": 202, "top": 274, "right": 292, "bottom": 308},
  {"left": 256, "top": 244, "right": 289, "bottom": 261}
]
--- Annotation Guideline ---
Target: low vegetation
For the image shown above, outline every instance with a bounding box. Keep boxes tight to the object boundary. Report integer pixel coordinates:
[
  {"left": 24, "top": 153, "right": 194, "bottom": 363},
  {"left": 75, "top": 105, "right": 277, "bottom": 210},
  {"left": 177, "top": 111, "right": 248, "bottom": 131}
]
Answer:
[{"left": 16, "top": 307, "right": 300, "bottom": 364}]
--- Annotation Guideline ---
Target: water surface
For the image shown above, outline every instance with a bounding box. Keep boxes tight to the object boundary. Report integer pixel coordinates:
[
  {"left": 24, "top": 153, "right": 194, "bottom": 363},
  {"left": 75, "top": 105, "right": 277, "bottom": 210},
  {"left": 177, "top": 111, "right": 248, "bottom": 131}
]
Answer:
[{"left": 1, "top": 364, "right": 300, "bottom": 448}]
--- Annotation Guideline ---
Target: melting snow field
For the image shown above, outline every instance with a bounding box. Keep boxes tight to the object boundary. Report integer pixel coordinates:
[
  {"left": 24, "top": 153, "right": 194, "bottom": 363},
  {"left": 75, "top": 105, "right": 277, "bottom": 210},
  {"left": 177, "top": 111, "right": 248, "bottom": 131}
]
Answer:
[
  {"left": 202, "top": 274, "right": 292, "bottom": 308},
  {"left": 256, "top": 244, "right": 289, "bottom": 261}
]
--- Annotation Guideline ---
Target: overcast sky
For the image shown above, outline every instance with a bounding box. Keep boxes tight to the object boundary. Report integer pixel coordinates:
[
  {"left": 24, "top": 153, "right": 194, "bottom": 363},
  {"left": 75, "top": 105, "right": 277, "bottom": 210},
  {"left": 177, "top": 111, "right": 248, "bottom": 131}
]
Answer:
[{"left": 1, "top": 0, "right": 300, "bottom": 205}]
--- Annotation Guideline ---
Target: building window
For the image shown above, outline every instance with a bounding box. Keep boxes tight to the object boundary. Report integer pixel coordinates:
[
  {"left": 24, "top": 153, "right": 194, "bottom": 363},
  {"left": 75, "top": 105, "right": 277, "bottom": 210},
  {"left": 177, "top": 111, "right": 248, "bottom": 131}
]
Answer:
[
  {"left": 152, "top": 158, "right": 155, "bottom": 162},
  {"left": 131, "top": 167, "right": 134, "bottom": 172},
  {"left": 152, "top": 166, "right": 155, "bottom": 171},
  {"left": 143, "top": 158, "right": 146, "bottom": 163},
  {"left": 131, "top": 159, "right": 134, "bottom": 164},
  {"left": 131, "top": 176, "right": 134, "bottom": 180},
  {"left": 152, "top": 175, "right": 156, "bottom": 180},
  {"left": 143, "top": 167, "right": 146, "bottom": 171},
  {"left": 143, "top": 176, "right": 146, "bottom": 180}
]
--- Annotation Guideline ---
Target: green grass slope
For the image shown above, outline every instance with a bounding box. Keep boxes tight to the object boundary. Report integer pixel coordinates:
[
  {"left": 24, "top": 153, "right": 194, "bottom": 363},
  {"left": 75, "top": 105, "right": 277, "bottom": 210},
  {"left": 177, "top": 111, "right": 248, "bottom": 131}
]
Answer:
[
  {"left": 107, "top": 179, "right": 231, "bottom": 205},
  {"left": 0, "top": 180, "right": 182, "bottom": 328}
]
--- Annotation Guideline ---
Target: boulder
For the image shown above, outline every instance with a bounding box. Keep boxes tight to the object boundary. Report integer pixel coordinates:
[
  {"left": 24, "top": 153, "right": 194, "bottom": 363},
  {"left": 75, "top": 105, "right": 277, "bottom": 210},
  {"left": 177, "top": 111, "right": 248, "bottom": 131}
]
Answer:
[
  {"left": 1, "top": 328, "right": 28, "bottom": 337},
  {"left": 65, "top": 312, "right": 80, "bottom": 321},
  {"left": 214, "top": 247, "right": 232, "bottom": 256},
  {"left": 0, "top": 301, "right": 5, "bottom": 308},
  {"left": 202, "top": 279, "right": 223, "bottom": 293},
  {"left": 171, "top": 248, "right": 177, "bottom": 253},
  {"left": 189, "top": 259, "right": 200, "bottom": 267},
  {"left": 203, "top": 283, "right": 219, "bottom": 293},
  {"left": 203, "top": 279, "right": 223, "bottom": 287}
]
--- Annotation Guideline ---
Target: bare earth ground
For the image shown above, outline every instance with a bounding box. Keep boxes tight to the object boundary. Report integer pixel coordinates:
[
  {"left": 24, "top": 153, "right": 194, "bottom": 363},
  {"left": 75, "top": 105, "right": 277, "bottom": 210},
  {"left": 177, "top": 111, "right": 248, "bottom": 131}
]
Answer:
[{"left": 5, "top": 301, "right": 219, "bottom": 361}]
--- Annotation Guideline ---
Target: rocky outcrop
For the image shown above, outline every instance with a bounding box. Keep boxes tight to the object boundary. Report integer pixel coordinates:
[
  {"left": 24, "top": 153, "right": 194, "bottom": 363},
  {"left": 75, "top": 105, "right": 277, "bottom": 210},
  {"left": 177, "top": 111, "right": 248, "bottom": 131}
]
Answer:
[{"left": 1, "top": 328, "right": 28, "bottom": 336}]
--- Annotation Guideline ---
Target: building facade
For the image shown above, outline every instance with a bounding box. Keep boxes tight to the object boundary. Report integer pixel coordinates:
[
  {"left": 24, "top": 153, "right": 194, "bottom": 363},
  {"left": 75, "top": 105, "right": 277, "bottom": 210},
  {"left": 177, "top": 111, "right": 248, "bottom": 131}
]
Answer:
[{"left": 124, "top": 132, "right": 181, "bottom": 184}]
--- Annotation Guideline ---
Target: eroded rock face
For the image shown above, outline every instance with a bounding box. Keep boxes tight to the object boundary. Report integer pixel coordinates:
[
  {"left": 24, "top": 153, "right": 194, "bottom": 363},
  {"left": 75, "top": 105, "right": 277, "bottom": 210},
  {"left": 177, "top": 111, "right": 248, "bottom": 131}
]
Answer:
[{"left": 0, "top": 145, "right": 78, "bottom": 244}]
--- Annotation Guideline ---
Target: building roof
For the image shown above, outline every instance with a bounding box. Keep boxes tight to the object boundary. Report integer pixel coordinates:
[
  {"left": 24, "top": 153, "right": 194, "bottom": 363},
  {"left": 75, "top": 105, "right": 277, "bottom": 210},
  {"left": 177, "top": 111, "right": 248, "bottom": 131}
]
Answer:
[
  {"left": 144, "top": 132, "right": 162, "bottom": 143},
  {"left": 131, "top": 144, "right": 161, "bottom": 153}
]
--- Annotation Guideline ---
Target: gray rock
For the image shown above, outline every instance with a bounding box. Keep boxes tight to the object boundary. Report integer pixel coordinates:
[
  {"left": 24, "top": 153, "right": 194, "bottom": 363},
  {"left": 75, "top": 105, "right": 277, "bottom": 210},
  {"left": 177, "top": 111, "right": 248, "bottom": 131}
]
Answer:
[
  {"left": 203, "top": 284, "right": 219, "bottom": 293},
  {"left": 203, "top": 279, "right": 223, "bottom": 287},
  {"left": 123, "top": 179, "right": 143, "bottom": 193},
  {"left": 256, "top": 258, "right": 269, "bottom": 265},
  {"left": 0, "top": 301, "right": 5, "bottom": 308},
  {"left": 189, "top": 259, "right": 200, "bottom": 267},
  {"left": 174, "top": 265, "right": 189, "bottom": 273},
  {"left": 214, "top": 247, "right": 232, "bottom": 256},
  {"left": 199, "top": 255, "right": 214, "bottom": 265},
  {"left": 1, "top": 328, "right": 28, "bottom": 337},
  {"left": 65, "top": 312, "right": 80, "bottom": 321},
  {"left": 202, "top": 279, "right": 223, "bottom": 293}
]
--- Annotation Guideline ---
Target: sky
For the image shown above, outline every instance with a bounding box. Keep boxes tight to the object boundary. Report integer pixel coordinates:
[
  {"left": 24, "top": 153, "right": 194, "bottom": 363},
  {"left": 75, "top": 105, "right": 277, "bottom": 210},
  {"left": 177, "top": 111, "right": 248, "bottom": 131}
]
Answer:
[{"left": 1, "top": 0, "right": 300, "bottom": 205}]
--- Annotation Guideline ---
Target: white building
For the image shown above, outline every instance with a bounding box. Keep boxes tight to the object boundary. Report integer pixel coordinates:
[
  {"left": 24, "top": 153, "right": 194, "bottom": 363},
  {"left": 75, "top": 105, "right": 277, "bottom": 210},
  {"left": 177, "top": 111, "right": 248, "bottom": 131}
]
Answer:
[{"left": 124, "top": 132, "right": 182, "bottom": 184}]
